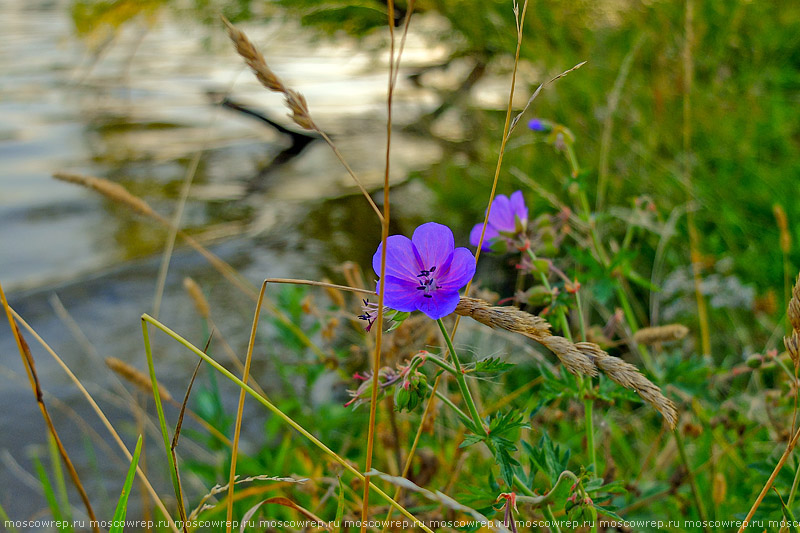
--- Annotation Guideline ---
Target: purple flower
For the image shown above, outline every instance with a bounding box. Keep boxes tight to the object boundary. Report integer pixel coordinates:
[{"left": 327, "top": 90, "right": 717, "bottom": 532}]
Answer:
[
  {"left": 528, "top": 118, "right": 552, "bottom": 132},
  {"left": 469, "top": 191, "right": 529, "bottom": 251},
  {"left": 373, "top": 222, "right": 476, "bottom": 320}
]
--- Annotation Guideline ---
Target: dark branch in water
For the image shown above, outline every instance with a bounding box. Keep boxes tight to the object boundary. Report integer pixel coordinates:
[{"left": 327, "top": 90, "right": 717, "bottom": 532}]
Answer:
[{"left": 208, "top": 93, "right": 322, "bottom": 191}]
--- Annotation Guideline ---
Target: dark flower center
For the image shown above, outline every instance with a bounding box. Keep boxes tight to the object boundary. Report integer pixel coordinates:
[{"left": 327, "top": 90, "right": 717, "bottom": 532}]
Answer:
[{"left": 415, "top": 266, "right": 438, "bottom": 298}]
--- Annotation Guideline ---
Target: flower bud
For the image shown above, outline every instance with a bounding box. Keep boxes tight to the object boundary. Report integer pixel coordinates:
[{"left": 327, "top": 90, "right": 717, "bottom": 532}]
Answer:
[
  {"left": 524, "top": 285, "right": 553, "bottom": 306},
  {"left": 746, "top": 354, "right": 763, "bottom": 369},
  {"left": 395, "top": 372, "right": 428, "bottom": 412},
  {"left": 527, "top": 118, "right": 552, "bottom": 133}
]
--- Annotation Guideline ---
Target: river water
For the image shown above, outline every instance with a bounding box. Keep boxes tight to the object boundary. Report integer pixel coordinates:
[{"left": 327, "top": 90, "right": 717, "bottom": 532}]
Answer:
[{"left": 0, "top": 0, "right": 452, "bottom": 523}]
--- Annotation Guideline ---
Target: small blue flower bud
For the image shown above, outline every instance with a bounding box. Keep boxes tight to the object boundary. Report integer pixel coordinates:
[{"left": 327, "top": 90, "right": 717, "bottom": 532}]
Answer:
[{"left": 527, "top": 118, "right": 551, "bottom": 132}]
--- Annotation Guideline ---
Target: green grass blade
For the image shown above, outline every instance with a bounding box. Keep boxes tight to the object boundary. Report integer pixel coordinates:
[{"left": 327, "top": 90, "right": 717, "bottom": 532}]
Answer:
[
  {"left": 33, "top": 455, "right": 72, "bottom": 533},
  {"left": 47, "top": 433, "right": 72, "bottom": 524},
  {"left": 141, "top": 319, "right": 188, "bottom": 525},
  {"left": 110, "top": 435, "right": 143, "bottom": 533},
  {"left": 333, "top": 475, "right": 345, "bottom": 533},
  {"left": 0, "top": 501, "right": 18, "bottom": 533}
]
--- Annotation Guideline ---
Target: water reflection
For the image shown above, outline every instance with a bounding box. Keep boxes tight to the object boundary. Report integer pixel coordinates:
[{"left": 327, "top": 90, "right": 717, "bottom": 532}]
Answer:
[{"left": 0, "top": 0, "right": 446, "bottom": 522}]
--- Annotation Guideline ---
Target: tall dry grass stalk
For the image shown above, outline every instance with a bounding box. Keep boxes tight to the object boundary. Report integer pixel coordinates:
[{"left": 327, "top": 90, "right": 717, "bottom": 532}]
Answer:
[
  {"left": 739, "top": 271, "right": 800, "bottom": 531},
  {"left": 0, "top": 282, "right": 100, "bottom": 532},
  {"left": 52, "top": 171, "right": 254, "bottom": 298},
  {"left": 182, "top": 277, "right": 210, "bottom": 320},
  {"left": 181, "top": 277, "right": 271, "bottom": 402},
  {"left": 225, "top": 281, "right": 266, "bottom": 533},
  {"left": 7, "top": 304, "right": 180, "bottom": 533},
  {"left": 153, "top": 150, "right": 204, "bottom": 319},
  {"left": 54, "top": 172, "right": 158, "bottom": 219},
  {"left": 384, "top": 5, "right": 533, "bottom": 525},
  {"left": 681, "top": 0, "right": 711, "bottom": 358}
]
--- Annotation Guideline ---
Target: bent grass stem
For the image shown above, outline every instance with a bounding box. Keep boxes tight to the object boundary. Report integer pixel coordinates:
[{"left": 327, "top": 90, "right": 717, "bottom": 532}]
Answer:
[
  {"left": 225, "top": 280, "right": 266, "bottom": 533},
  {"left": 8, "top": 306, "right": 180, "bottom": 533},
  {"left": 140, "top": 314, "right": 433, "bottom": 533}
]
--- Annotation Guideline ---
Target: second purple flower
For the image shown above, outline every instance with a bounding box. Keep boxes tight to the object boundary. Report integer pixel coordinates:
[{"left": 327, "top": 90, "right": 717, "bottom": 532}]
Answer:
[{"left": 469, "top": 191, "right": 529, "bottom": 251}]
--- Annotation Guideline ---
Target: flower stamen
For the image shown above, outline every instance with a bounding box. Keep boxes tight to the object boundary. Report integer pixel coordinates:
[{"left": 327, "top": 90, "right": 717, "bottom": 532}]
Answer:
[{"left": 415, "top": 266, "right": 439, "bottom": 299}]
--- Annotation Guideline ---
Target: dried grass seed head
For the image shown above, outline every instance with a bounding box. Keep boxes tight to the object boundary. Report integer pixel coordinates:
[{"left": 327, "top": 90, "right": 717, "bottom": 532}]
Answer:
[
  {"left": 106, "top": 356, "right": 174, "bottom": 403},
  {"left": 789, "top": 273, "right": 800, "bottom": 332},
  {"left": 633, "top": 324, "right": 690, "bottom": 345},
  {"left": 54, "top": 172, "right": 158, "bottom": 220},
  {"left": 183, "top": 277, "right": 210, "bottom": 319},
  {"left": 223, "top": 18, "right": 286, "bottom": 93}
]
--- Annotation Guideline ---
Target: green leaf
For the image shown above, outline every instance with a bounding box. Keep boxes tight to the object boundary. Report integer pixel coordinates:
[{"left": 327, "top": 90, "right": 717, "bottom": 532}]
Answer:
[
  {"left": 623, "top": 267, "right": 660, "bottom": 292},
  {"left": 33, "top": 455, "right": 71, "bottom": 533},
  {"left": 110, "top": 435, "right": 143, "bottom": 533},
  {"left": 0, "top": 502, "right": 17, "bottom": 533},
  {"left": 386, "top": 310, "right": 410, "bottom": 332},
  {"left": 591, "top": 479, "right": 627, "bottom": 496},
  {"left": 527, "top": 431, "right": 570, "bottom": 485},
  {"left": 472, "top": 357, "right": 515, "bottom": 374},
  {"left": 774, "top": 487, "right": 798, "bottom": 533},
  {"left": 583, "top": 477, "right": 605, "bottom": 491},
  {"left": 46, "top": 434, "right": 71, "bottom": 525},
  {"left": 591, "top": 504, "right": 625, "bottom": 522},
  {"left": 488, "top": 410, "right": 529, "bottom": 438},
  {"left": 459, "top": 434, "right": 486, "bottom": 448},
  {"left": 494, "top": 447, "right": 520, "bottom": 487}
]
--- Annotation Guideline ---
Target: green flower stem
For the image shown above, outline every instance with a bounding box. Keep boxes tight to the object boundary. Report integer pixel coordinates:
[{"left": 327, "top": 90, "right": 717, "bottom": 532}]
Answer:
[
  {"left": 788, "top": 460, "right": 800, "bottom": 507},
  {"left": 584, "top": 397, "right": 596, "bottom": 474},
  {"left": 575, "top": 290, "right": 597, "bottom": 475},
  {"left": 437, "top": 319, "right": 487, "bottom": 437},
  {"left": 427, "top": 383, "right": 476, "bottom": 432},
  {"left": 563, "top": 142, "right": 608, "bottom": 265},
  {"left": 419, "top": 353, "right": 458, "bottom": 376},
  {"left": 563, "top": 141, "right": 655, "bottom": 373},
  {"left": 674, "top": 428, "right": 711, "bottom": 533},
  {"left": 516, "top": 470, "right": 579, "bottom": 507},
  {"left": 575, "top": 288, "right": 587, "bottom": 343},
  {"left": 512, "top": 474, "right": 538, "bottom": 498},
  {"left": 542, "top": 504, "right": 562, "bottom": 533}
]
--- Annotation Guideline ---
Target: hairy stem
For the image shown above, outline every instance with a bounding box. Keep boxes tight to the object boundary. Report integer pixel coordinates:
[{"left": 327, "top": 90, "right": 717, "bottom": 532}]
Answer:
[{"left": 437, "top": 319, "right": 486, "bottom": 436}]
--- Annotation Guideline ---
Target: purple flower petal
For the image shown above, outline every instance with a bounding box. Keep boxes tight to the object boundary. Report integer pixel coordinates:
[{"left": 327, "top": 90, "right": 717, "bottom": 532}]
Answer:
[
  {"left": 528, "top": 118, "right": 546, "bottom": 131},
  {"left": 469, "top": 223, "right": 498, "bottom": 251},
  {"left": 509, "top": 190, "right": 528, "bottom": 225},
  {"left": 373, "top": 234, "right": 422, "bottom": 282},
  {"left": 411, "top": 222, "right": 454, "bottom": 272},
  {"left": 414, "top": 290, "right": 461, "bottom": 320},
  {"left": 437, "top": 247, "right": 476, "bottom": 292},
  {"left": 488, "top": 194, "right": 516, "bottom": 232},
  {"left": 377, "top": 275, "right": 421, "bottom": 312}
]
